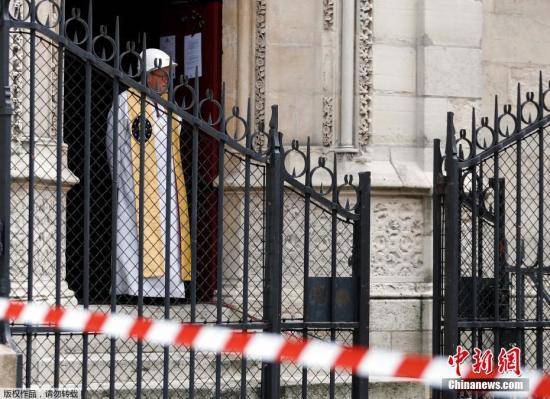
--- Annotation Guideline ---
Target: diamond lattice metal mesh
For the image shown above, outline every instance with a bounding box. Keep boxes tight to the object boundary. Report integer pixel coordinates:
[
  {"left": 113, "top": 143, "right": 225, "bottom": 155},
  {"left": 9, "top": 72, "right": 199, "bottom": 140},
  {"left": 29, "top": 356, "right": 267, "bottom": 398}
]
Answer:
[
  {"left": 455, "top": 120, "right": 550, "bottom": 371},
  {"left": 7, "top": 23, "right": 363, "bottom": 397}
]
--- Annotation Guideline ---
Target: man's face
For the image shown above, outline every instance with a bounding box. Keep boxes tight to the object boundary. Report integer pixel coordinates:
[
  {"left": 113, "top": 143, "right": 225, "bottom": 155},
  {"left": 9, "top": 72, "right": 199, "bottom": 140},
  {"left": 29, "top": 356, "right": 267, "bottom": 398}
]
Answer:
[{"left": 147, "top": 67, "right": 170, "bottom": 93}]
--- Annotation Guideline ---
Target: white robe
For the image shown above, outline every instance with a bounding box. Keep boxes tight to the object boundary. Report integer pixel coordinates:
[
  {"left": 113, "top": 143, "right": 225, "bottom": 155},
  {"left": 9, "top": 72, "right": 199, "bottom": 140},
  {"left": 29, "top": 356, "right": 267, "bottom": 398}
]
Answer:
[{"left": 106, "top": 90, "right": 187, "bottom": 298}]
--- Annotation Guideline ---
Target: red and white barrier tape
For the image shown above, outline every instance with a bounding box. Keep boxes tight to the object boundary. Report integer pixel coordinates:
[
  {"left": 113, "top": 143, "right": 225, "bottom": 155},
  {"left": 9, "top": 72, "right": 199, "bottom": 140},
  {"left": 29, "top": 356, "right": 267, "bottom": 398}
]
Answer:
[{"left": 0, "top": 298, "right": 548, "bottom": 398}]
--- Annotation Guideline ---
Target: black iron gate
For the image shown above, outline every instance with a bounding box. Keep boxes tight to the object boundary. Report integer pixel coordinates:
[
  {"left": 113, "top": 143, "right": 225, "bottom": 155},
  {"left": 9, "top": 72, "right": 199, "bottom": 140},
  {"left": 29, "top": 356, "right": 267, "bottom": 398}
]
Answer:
[
  {"left": 0, "top": 0, "right": 370, "bottom": 398},
  {"left": 434, "top": 74, "right": 550, "bottom": 396}
]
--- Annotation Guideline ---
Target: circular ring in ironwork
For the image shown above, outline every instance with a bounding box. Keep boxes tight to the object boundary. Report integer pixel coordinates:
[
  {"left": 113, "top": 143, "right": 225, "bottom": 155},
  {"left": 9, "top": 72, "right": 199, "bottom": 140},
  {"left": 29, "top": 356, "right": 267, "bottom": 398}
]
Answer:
[
  {"left": 310, "top": 157, "right": 335, "bottom": 197},
  {"left": 456, "top": 129, "right": 472, "bottom": 161},
  {"left": 198, "top": 89, "right": 223, "bottom": 126},
  {"left": 35, "top": 0, "right": 60, "bottom": 28},
  {"left": 251, "top": 123, "right": 270, "bottom": 156},
  {"left": 283, "top": 139, "right": 307, "bottom": 178},
  {"left": 475, "top": 117, "right": 496, "bottom": 150},
  {"left": 520, "top": 92, "right": 540, "bottom": 124},
  {"left": 497, "top": 105, "right": 519, "bottom": 137},
  {"left": 174, "top": 75, "right": 196, "bottom": 111},
  {"left": 65, "top": 8, "right": 89, "bottom": 45},
  {"left": 92, "top": 25, "right": 117, "bottom": 62},
  {"left": 120, "top": 41, "right": 142, "bottom": 79},
  {"left": 336, "top": 175, "right": 359, "bottom": 211},
  {"left": 9, "top": 0, "right": 31, "bottom": 21},
  {"left": 224, "top": 106, "right": 248, "bottom": 142}
]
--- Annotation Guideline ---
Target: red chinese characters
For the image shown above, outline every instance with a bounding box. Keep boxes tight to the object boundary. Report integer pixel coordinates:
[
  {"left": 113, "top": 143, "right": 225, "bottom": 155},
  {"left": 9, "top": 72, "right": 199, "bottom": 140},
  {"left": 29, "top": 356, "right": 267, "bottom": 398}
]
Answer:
[
  {"left": 497, "top": 347, "right": 521, "bottom": 376},
  {"left": 449, "top": 346, "right": 522, "bottom": 377},
  {"left": 448, "top": 345, "right": 470, "bottom": 376}
]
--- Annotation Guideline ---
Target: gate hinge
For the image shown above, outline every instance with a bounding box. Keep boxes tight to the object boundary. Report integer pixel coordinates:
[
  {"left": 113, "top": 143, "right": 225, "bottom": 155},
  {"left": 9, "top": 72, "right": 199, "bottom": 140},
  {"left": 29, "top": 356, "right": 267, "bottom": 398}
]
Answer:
[{"left": 435, "top": 173, "right": 447, "bottom": 194}]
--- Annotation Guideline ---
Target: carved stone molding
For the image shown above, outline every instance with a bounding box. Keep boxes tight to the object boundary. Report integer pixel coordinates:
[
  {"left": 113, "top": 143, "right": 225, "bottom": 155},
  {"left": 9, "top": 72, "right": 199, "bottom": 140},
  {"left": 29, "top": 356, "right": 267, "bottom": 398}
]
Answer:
[
  {"left": 10, "top": 9, "right": 26, "bottom": 155},
  {"left": 323, "top": 0, "right": 335, "bottom": 30},
  {"left": 254, "top": 0, "right": 266, "bottom": 130},
  {"left": 322, "top": 96, "right": 334, "bottom": 146},
  {"left": 357, "top": 0, "right": 373, "bottom": 148}
]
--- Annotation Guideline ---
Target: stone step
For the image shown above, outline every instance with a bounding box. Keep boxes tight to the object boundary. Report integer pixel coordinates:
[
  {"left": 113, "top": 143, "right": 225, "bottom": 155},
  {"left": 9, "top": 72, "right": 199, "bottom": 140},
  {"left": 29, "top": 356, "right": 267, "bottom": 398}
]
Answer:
[
  {"left": 48, "top": 368, "right": 350, "bottom": 399},
  {"left": 31, "top": 350, "right": 249, "bottom": 387}
]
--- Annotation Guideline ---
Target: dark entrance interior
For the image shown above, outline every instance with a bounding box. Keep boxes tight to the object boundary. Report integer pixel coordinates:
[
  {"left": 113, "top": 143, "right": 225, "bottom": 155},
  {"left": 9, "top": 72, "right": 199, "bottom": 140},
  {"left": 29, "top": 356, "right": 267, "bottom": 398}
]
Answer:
[{"left": 64, "top": 0, "right": 222, "bottom": 303}]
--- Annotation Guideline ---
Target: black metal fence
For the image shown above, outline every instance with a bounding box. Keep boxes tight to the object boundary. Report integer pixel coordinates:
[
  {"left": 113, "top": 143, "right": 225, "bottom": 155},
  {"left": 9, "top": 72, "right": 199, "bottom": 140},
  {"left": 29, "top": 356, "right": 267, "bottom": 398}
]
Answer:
[
  {"left": 434, "top": 73, "right": 550, "bottom": 397},
  {"left": 0, "top": 0, "right": 370, "bottom": 398}
]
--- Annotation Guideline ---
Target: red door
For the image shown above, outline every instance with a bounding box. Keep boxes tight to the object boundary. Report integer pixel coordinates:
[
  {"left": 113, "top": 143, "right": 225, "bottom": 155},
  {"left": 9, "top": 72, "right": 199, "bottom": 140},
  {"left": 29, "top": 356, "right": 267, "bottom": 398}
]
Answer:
[{"left": 159, "top": 1, "right": 223, "bottom": 301}]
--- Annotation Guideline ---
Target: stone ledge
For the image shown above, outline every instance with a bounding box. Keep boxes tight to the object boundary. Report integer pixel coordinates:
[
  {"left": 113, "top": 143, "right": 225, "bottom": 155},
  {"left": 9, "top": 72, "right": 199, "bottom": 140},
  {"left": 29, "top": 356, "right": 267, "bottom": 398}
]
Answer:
[{"left": 0, "top": 345, "right": 17, "bottom": 388}]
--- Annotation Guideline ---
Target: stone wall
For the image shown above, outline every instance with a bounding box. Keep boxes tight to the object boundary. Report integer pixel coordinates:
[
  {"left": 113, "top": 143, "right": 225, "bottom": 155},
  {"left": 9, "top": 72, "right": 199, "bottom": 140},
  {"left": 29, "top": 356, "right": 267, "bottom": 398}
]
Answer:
[{"left": 482, "top": 0, "right": 550, "bottom": 116}]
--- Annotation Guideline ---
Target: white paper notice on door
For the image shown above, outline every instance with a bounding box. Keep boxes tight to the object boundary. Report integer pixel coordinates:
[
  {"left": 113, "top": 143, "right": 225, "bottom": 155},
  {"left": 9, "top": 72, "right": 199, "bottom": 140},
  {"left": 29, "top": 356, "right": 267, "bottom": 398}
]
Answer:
[
  {"left": 159, "top": 35, "right": 176, "bottom": 63},
  {"left": 184, "top": 33, "right": 202, "bottom": 78}
]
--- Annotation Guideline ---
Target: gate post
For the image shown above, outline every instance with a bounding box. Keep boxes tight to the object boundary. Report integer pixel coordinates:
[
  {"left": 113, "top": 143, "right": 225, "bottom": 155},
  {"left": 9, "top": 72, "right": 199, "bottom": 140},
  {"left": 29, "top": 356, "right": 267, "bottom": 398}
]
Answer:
[
  {"left": 262, "top": 105, "right": 283, "bottom": 399},
  {"left": 443, "top": 113, "right": 460, "bottom": 398},
  {"left": 0, "top": 0, "right": 12, "bottom": 308},
  {"left": 352, "top": 172, "right": 370, "bottom": 399}
]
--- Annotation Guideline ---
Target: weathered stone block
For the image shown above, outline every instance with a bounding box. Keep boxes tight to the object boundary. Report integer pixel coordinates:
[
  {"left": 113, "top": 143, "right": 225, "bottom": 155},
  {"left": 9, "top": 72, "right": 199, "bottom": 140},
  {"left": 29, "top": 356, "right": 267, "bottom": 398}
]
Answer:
[
  {"left": 391, "top": 330, "right": 423, "bottom": 353},
  {"left": 0, "top": 345, "right": 17, "bottom": 388},
  {"left": 420, "top": 46, "right": 482, "bottom": 98},
  {"left": 370, "top": 299, "right": 421, "bottom": 331},
  {"left": 423, "top": 0, "right": 482, "bottom": 47},
  {"left": 370, "top": 94, "right": 416, "bottom": 146},
  {"left": 373, "top": 44, "right": 416, "bottom": 94},
  {"left": 373, "top": 0, "right": 417, "bottom": 45}
]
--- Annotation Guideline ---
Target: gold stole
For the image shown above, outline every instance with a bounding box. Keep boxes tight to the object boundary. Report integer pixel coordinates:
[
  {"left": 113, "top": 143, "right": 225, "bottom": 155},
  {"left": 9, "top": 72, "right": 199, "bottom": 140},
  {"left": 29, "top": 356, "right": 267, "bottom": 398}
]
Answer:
[{"left": 127, "top": 91, "right": 191, "bottom": 281}]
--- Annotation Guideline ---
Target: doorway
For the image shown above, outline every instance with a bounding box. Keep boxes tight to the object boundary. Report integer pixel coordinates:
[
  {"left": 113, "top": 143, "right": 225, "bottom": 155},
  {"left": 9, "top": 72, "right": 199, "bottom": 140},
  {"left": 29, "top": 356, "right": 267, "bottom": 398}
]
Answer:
[{"left": 63, "top": 0, "right": 222, "bottom": 303}]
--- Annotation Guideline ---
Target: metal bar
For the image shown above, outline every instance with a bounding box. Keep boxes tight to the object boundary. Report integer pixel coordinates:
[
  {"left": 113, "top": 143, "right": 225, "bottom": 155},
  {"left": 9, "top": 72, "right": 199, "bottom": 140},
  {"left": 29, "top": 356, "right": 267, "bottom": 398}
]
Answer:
[
  {"left": 240, "top": 99, "right": 252, "bottom": 399},
  {"left": 329, "top": 153, "right": 338, "bottom": 399},
  {"left": 215, "top": 84, "right": 226, "bottom": 399},
  {"left": 0, "top": 0, "right": 13, "bottom": 347},
  {"left": 8, "top": 321, "right": 361, "bottom": 334},
  {"left": 108, "top": 16, "right": 120, "bottom": 399},
  {"left": 284, "top": 177, "right": 357, "bottom": 220},
  {"left": 443, "top": 114, "right": 461, "bottom": 399},
  {"left": 352, "top": 172, "right": 370, "bottom": 399},
  {"left": 432, "top": 138, "right": 443, "bottom": 356},
  {"left": 457, "top": 320, "right": 550, "bottom": 328},
  {"left": 515, "top": 85, "right": 524, "bottom": 344},
  {"left": 54, "top": 0, "right": 66, "bottom": 387},
  {"left": 301, "top": 138, "right": 311, "bottom": 399},
  {"left": 189, "top": 69, "right": 200, "bottom": 399},
  {"left": 431, "top": 139, "right": 443, "bottom": 399},
  {"left": 262, "top": 105, "right": 283, "bottom": 399},
  {"left": 81, "top": 2, "right": 93, "bottom": 397},
  {"left": 136, "top": 33, "right": 147, "bottom": 399},
  {"left": 477, "top": 162, "right": 484, "bottom": 352},
  {"left": 536, "top": 123, "right": 544, "bottom": 369},
  {"left": 470, "top": 109, "right": 479, "bottom": 351},
  {"left": 492, "top": 99, "right": 502, "bottom": 352},
  {"left": 443, "top": 113, "right": 460, "bottom": 364},
  {"left": 162, "top": 54, "right": 175, "bottom": 399},
  {"left": 25, "top": 0, "right": 37, "bottom": 388}
]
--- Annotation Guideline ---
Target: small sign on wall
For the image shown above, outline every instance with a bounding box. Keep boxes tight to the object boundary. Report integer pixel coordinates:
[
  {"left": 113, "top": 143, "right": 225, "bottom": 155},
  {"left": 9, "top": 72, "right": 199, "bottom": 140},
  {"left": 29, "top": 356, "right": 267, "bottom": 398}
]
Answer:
[
  {"left": 159, "top": 35, "right": 176, "bottom": 62},
  {"left": 184, "top": 33, "right": 202, "bottom": 78}
]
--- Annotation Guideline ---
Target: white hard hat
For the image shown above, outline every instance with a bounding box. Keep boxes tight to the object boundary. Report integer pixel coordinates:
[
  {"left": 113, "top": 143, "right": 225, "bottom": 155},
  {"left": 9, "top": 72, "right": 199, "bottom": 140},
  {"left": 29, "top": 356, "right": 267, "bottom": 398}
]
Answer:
[{"left": 140, "top": 48, "right": 177, "bottom": 72}]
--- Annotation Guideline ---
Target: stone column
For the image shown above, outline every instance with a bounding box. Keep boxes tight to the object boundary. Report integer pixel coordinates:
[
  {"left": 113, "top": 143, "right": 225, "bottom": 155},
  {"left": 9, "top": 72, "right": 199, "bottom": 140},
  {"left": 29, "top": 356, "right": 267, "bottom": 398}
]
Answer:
[
  {"left": 338, "top": 0, "right": 355, "bottom": 150},
  {"left": 9, "top": 1, "right": 78, "bottom": 305}
]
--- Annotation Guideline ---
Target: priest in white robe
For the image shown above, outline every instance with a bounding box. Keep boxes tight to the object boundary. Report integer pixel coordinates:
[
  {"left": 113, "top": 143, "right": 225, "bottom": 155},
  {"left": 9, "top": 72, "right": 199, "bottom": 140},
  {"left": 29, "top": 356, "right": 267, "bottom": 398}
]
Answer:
[{"left": 106, "top": 48, "right": 191, "bottom": 298}]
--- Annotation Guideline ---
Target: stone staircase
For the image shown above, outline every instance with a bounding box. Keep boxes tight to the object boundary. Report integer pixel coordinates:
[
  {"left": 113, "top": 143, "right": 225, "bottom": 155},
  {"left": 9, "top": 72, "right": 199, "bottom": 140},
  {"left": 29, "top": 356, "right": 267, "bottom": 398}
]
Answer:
[{"left": 14, "top": 303, "right": 350, "bottom": 397}]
